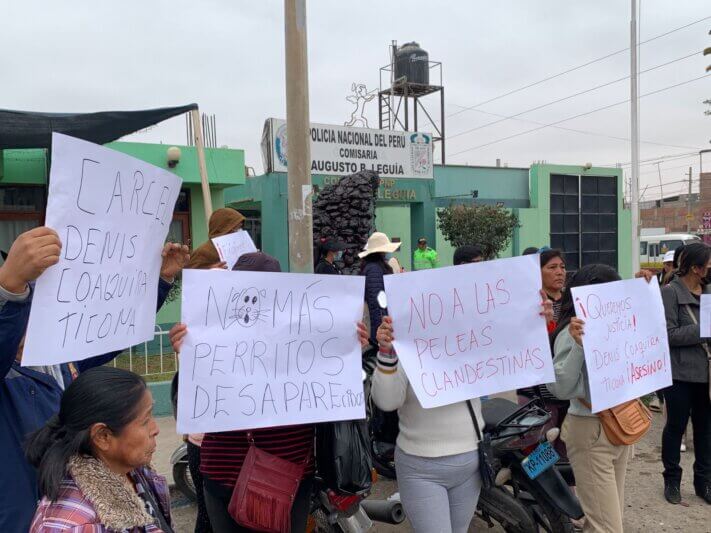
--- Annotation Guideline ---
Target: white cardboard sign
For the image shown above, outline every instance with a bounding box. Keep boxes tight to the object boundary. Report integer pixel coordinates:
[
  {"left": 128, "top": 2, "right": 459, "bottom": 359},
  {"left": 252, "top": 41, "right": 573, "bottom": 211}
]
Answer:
[
  {"left": 23, "top": 133, "right": 181, "bottom": 365},
  {"left": 384, "top": 254, "right": 555, "bottom": 408},
  {"left": 571, "top": 277, "right": 672, "bottom": 412},
  {"left": 212, "top": 230, "right": 258, "bottom": 270},
  {"left": 700, "top": 294, "right": 711, "bottom": 337},
  {"left": 177, "top": 269, "right": 366, "bottom": 433}
]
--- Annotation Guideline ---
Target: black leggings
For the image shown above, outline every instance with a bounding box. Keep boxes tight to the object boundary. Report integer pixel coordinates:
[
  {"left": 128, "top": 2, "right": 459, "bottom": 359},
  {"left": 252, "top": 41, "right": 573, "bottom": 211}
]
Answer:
[
  {"left": 203, "top": 477, "right": 314, "bottom": 533},
  {"left": 187, "top": 442, "right": 212, "bottom": 533},
  {"left": 661, "top": 380, "right": 711, "bottom": 488}
]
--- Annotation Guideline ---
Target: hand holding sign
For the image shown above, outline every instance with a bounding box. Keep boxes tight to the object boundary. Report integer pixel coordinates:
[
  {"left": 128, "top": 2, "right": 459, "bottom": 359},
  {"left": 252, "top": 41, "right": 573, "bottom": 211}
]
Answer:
[
  {"left": 160, "top": 243, "right": 190, "bottom": 281},
  {"left": 0, "top": 227, "right": 62, "bottom": 293},
  {"left": 570, "top": 277, "right": 672, "bottom": 412},
  {"left": 384, "top": 254, "right": 555, "bottom": 408}
]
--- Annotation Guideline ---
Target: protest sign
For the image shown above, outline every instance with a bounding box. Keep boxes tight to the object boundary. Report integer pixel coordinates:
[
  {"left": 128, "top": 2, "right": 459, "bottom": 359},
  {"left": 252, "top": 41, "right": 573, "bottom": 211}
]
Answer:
[
  {"left": 571, "top": 277, "right": 671, "bottom": 412},
  {"left": 212, "top": 230, "right": 258, "bottom": 270},
  {"left": 700, "top": 294, "right": 711, "bottom": 338},
  {"left": 384, "top": 254, "right": 555, "bottom": 409},
  {"left": 22, "top": 133, "right": 181, "bottom": 365},
  {"left": 177, "top": 269, "right": 366, "bottom": 433}
]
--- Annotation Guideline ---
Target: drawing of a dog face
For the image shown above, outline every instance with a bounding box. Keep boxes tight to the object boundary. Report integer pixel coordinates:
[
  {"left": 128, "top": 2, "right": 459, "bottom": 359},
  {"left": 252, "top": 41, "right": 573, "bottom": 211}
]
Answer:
[{"left": 230, "top": 287, "right": 267, "bottom": 327}]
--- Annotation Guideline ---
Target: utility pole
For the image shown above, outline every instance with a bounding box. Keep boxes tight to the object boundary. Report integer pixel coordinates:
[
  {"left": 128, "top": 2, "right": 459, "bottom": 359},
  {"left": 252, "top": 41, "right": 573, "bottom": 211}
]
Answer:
[
  {"left": 284, "top": 0, "right": 313, "bottom": 273},
  {"left": 687, "top": 166, "right": 693, "bottom": 233},
  {"left": 630, "top": 0, "right": 640, "bottom": 273}
]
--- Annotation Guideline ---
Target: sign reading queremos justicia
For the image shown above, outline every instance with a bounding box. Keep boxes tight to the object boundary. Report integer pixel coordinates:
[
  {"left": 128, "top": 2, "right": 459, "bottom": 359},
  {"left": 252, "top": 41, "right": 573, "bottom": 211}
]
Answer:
[{"left": 261, "top": 118, "right": 434, "bottom": 179}]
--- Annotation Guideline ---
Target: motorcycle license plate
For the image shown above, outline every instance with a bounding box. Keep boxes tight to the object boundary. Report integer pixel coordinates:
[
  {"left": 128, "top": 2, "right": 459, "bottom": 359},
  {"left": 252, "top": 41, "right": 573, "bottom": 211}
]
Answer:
[{"left": 522, "top": 441, "right": 559, "bottom": 480}]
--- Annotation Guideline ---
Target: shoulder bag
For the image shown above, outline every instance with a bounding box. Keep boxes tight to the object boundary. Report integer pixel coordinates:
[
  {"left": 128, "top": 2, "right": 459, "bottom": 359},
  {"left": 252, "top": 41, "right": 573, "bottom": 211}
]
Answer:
[
  {"left": 466, "top": 400, "right": 495, "bottom": 490},
  {"left": 228, "top": 433, "right": 309, "bottom": 533},
  {"left": 579, "top": 398, "right": 651, "bottom": 446}
]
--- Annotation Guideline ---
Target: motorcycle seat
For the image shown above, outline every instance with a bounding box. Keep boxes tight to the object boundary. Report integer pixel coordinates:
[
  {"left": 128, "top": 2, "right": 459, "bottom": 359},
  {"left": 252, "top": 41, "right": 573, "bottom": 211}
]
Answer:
[{"left": 481, "top": 397, "right": 521, "bottom": 432}]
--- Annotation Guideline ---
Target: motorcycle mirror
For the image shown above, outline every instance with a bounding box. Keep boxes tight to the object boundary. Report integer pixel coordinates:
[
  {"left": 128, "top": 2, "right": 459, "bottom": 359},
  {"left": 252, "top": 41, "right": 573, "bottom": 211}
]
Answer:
[{"left": 377, "top": 290, "right": 388, "bottom": 310}]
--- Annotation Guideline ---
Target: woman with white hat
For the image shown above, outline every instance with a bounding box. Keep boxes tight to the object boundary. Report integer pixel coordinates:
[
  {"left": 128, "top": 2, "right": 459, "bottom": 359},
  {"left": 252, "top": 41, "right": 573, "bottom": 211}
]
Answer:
[{"left": 359, "top": 232, "right": 401, "bottom": 341}]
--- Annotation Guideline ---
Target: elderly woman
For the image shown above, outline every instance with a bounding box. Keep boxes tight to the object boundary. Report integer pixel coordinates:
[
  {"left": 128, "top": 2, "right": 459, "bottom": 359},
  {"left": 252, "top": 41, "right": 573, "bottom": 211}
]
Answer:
[{"left": 26, "top": 367, "right": 171, "bottom": 532}]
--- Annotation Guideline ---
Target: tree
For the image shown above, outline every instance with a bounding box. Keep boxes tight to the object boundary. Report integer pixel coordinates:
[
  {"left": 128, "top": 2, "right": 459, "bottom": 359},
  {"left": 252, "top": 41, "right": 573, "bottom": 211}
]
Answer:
[{"left": 437, "top": 204, "right": 519, "bottom": 259}]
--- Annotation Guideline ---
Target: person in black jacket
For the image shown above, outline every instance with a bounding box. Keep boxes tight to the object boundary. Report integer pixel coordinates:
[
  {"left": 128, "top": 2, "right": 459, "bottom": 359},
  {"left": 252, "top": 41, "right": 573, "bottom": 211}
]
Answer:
[
  {"left": 359, "top": 232, "right": 400, "bottom": 341},
  {"left": 660, "top": 242, "right": 711, "bottom": 505},
  {"left": 314, "top": 239, "right": 347, "bottom": 275}
]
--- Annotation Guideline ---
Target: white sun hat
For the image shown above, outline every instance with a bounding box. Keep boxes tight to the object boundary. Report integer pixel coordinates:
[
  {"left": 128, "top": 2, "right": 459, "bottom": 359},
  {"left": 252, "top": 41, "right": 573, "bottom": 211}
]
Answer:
[
  {"left": 663, "top": 250, "right": 675, "bottom": 263},
  {"left": 358, "top": 232, "right": 401, "bottom": 258}
]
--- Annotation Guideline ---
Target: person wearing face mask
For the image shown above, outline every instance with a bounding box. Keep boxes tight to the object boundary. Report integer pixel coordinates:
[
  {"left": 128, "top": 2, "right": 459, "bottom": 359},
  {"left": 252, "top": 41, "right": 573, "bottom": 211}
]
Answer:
[
  {"left": 660, "top": 241, "right": 711, "bottom": 505},
  {"left": 314, "top": 239, "right": 347, "bottom": 275}
]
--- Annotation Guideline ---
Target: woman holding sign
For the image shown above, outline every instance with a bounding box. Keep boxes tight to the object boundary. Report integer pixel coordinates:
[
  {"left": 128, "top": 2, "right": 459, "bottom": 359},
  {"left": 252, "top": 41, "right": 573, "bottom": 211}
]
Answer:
[
  {"left": 660, "top": 242, "right": 711, "bottom": 505},
  {"left": 170, "top": 252, "right": 316, "bottom": 533},
  {"left": 371, "top": 316, "right": 485, "bottom": 533},
  {"left": 188, "top": 208, "right": 245, "bottom": 269},
  {"left": 548, "top": 264, "right": 631, "bottom": 533}
]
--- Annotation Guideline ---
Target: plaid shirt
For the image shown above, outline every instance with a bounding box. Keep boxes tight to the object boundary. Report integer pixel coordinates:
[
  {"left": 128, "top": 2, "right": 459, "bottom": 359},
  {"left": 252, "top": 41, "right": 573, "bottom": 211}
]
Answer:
[{"left": 30, "top": 467, "right": 171, "bottom": 533}]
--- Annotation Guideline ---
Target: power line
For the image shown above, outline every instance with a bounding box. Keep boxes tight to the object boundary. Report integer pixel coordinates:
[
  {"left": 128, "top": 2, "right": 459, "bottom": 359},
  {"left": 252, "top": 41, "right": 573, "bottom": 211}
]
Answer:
[
  {"left": 450, "top": 105, "right": 702, "bottom": 151},
  {"left": 449, "top": 73, "right": 711, "bottom": 157},
  {"left": 612, "top": 151, "right": 700, "bottom": 167},
  {"left": 447, "top": 49, "right": 700, "bottom": 140},
  {"left": 444, "top": 14, "right": 711, "bottom": 122},
  {"left": 638, "top": 161, "right": 701, "bottom": 176}
]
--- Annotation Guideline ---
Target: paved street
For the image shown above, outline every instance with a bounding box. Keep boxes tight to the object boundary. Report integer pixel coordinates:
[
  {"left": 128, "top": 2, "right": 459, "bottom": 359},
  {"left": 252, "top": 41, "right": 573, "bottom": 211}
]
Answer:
[{"left": 156, "top": 411, "right": 709, "bottom": 533}]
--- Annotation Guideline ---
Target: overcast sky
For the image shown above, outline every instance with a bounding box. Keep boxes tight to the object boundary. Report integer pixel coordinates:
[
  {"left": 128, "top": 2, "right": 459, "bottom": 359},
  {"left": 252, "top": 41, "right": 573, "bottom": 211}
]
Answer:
[{"left": 3, "top": 0, "right": 709, "bottom": 200}]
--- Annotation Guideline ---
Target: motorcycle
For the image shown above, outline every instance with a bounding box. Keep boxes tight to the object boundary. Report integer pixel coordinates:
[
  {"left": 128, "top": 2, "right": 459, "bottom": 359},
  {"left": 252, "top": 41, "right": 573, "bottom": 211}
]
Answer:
[{"left": 477, "top": 397, "right": 584, "bottom": 533}]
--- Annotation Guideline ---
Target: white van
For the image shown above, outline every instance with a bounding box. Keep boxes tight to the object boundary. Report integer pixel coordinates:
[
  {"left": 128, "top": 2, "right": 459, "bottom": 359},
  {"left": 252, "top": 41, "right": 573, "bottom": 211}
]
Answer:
[{"left": 639, "top": 233, "right": 701, "bottom": 268}]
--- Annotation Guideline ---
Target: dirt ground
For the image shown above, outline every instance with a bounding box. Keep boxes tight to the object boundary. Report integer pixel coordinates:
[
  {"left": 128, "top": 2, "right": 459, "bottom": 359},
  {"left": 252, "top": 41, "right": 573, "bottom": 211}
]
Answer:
[{"left": 165, "top": 412, "right": 709, "bottom": 533}]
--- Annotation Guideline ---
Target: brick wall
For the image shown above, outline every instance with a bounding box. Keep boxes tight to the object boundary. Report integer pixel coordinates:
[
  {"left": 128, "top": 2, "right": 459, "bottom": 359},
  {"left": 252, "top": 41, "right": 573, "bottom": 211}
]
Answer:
[{"left": 640, "top": 172, "right": 711, "bottom": 233}]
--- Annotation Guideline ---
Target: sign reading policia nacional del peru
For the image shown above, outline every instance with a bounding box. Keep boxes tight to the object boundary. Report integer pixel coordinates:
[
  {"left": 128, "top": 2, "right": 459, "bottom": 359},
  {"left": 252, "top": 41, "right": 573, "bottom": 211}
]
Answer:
[{"left": 263, "top": 118, "right": 434, "bottom": 179}]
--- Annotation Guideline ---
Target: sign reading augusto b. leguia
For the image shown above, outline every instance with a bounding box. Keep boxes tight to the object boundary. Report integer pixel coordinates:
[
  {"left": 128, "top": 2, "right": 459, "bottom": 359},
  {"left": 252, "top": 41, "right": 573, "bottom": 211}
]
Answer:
[{"left": 263, "top": 118, "right": 434, "bottom": 179}]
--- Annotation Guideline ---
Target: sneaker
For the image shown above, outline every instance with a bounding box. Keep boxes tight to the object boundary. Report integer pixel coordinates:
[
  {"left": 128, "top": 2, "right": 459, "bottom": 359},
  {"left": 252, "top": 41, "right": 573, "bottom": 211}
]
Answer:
[
  {"left": 696, "top": 485, "right": 711, "bottom": 504},
  {"left": 665, "top": 482, "right": 682, "bottom": 504},
  {"left": 681, "top": 443, "right": 687, "bottom": 452}
]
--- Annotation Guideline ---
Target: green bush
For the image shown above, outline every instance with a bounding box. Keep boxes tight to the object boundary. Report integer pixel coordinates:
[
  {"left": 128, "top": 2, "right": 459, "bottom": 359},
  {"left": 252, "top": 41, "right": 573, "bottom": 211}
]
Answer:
[{"left": 437, "top": 204, "right": 519, "bottom": 259}]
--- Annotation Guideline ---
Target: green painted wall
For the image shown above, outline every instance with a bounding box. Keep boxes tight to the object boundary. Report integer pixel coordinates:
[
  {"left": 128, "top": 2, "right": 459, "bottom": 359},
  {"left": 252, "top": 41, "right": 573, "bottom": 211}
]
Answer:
[
  {"left": 0, "top": 149, "right": 48, "bottom": 184},
  {"left": 106, "top": 142, "right": 245, "bottom": 186},
  {"left": 375, "top": 205, "right": 412, "bottom": 270}
]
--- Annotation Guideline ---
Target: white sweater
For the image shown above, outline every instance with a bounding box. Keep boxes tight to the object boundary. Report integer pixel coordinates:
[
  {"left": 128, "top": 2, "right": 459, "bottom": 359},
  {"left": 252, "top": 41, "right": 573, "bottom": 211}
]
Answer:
[{"left": 371, "top": 351, "right": 484, "bottom": 458}]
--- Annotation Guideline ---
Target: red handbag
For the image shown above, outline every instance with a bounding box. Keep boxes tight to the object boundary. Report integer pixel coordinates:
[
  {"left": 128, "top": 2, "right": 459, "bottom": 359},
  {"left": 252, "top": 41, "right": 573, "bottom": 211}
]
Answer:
[{"left": 228, "top": 433, "right": 307, "bottom": 533}]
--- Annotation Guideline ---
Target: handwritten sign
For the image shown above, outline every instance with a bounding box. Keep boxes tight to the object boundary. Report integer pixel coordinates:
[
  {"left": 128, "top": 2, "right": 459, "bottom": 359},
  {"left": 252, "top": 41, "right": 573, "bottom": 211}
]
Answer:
[
  {"left": 700, "top": 294, "right": 711, "bottom": 337},
  {"left": 571, "top": 277, "right": 672, "bottom": 412},
  {"left": 177, "top": 269, "right": 366, "bottom": 433},
  {"left": 212, "top": 230, "right": 258, "bottom": 270},
  {"left": 384, "top": 255, "right": 555, "bottom": 408},
  {"left": 22, "top": 133, "right": 181, "bottom": 365}
]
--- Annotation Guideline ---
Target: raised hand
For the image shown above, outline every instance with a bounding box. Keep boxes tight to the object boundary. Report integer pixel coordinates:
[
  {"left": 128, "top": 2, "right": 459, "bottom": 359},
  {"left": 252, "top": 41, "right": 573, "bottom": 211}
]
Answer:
[
  {"left": 0, "top": 227, "right": 61, "bottom": 293},
  {"left": 169, "top": 323, "right": 188, "bottom": 354},
  {"left": 160, "top": 242, "right": 190, "bottom": 281}
]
